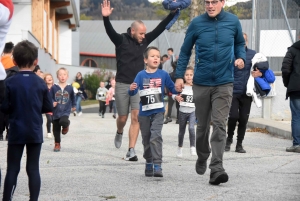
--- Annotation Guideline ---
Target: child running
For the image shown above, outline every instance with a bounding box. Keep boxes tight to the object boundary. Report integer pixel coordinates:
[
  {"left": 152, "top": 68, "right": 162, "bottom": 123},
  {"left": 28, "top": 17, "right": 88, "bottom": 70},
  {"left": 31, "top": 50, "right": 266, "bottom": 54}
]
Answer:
[
  {"left": 129, "top": 46, "right": 177, "bottom": 177},
  {"left": 50, "top": 68, "right": 76, "bottom": 152},
  {"left": 173, "top": 66, "right": 196, "bottom": 157},
  {"left": 1, "top": 40, "right": 53, "bottom": 201},
  {"left": 108, "top": 79, "right": 117, "bottom": 119},
  {"left": 96, "top": 81, "right": 108, "bottom": 118},
  {"left": 44, "top": 73, "right": 54, "bottom": 138}
]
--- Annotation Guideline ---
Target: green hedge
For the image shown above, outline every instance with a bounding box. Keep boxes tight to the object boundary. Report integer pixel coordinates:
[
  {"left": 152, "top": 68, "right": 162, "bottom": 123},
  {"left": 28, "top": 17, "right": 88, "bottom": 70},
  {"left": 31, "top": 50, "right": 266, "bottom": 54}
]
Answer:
[{"left": 84, "top": 68, "right": 106, "bottom": 99}]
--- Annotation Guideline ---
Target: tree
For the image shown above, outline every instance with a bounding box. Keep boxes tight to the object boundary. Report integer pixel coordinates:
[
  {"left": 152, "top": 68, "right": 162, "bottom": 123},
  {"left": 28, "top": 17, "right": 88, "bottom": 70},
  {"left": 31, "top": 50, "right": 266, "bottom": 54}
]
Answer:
[{"left": 80, "top": 14, "right": 92, "bottom": 20}]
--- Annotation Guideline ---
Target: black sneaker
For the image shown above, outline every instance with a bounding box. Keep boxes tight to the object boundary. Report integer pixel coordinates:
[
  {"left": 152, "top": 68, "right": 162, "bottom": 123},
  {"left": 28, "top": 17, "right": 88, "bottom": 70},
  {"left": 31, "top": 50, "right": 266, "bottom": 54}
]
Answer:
[
  {"left": 195, "top": 159, "right": 207, "bottom": 175},
  {"left": 163, "top": 117, "right": 172, "bottom": 124},
  {"left": 225, "top": 138, "right": 232, "bottom": 152},
  {"left": 209, "top": 171, "right": 228, "bottom": 185},
  {"left": 125, "top": 148, "right": 138, "bottom": 161},
  {"left": 235, "top": 143, "right": 246, "bottom": 153},
  {"left": 145, "top": 163, "right": 153, "bottom": 177},
  {"left": 154, "top": 164, "right": 163, "bottom": 177}
]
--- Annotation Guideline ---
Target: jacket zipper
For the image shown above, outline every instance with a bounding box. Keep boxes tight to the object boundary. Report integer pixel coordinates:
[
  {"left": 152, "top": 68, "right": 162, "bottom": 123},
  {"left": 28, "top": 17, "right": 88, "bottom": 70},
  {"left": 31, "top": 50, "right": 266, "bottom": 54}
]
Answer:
[{"left": 213, "top": 17, "right": 218, "bottom": 82}]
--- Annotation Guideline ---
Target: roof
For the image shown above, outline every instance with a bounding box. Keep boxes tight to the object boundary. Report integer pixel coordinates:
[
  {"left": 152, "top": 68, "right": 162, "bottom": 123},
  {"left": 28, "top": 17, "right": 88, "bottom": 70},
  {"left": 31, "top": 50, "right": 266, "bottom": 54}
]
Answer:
[
  {"left": 79, "top": 20, "right": 186, "bottom": 56},
  {"left": 51, "top": 0, "right": 80, "bottom": 30}
]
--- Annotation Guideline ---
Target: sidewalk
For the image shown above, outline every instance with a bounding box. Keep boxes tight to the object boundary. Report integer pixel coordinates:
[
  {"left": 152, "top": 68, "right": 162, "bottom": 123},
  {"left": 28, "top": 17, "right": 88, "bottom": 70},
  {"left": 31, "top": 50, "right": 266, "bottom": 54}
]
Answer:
[
  {"left": 0, "top": 107, "right": 299, "bottom": 200},
  {"left": 248, "top": 118, "right": 292, "bottom": 140}
]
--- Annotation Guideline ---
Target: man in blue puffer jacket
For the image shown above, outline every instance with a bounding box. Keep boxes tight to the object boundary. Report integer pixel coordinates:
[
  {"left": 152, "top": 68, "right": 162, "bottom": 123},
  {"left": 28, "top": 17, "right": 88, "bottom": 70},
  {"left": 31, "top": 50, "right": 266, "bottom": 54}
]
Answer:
[
  {"left": 225, "top": 33, "right": 259, "bottom": 153},
  {"left": 175, "top": 0, "right": 245, "bottom": 185}
]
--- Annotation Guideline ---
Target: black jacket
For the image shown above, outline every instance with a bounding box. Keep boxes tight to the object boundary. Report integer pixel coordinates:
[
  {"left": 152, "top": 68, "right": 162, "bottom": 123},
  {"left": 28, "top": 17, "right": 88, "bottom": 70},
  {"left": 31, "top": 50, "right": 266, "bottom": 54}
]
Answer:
[
  {"left": 103, "top": 13, "right": 174, "bottom": 84},
  {"left": 233, "top": 47, "right": 256, "bottom": 94},
  {"left": 0, "top": 66, "right": 19, "bottom": 104},
  {"left": 282, "top": 41, "right": 300, "bottom": 99}
]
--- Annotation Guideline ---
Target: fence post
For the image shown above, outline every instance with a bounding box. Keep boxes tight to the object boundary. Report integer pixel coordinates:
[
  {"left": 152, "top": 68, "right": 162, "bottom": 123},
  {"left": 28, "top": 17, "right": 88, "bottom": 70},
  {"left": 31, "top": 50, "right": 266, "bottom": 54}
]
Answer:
[{"left": 262, "top": 98, "right": 272, "bottom": 119}]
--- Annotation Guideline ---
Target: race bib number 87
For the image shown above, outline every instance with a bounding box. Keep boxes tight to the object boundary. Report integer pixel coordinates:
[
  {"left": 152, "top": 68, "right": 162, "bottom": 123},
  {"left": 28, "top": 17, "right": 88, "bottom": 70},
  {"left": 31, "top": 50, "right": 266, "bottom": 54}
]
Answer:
[{"left": 139, "top": 88, "right": 163, "bottom": 111}]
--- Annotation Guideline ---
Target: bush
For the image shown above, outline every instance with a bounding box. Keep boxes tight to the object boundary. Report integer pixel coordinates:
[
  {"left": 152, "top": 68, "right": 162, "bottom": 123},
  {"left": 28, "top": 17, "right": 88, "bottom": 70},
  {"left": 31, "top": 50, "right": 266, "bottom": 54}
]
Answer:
[{"left": 84, "top": 68, "right": 106, "bottom": 99}]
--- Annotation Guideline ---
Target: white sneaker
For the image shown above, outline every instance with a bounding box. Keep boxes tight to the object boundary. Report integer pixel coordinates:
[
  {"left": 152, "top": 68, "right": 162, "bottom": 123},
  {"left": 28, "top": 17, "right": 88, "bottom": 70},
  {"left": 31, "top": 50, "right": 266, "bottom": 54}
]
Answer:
[
  {"left": 47, "top": 133, "right": 52, "bottom": 138},
  {"left": 73, "top": 111, "right": 77, "bottom": 116},
  {"left": 190, "top": 146, "right": 196, "bottom": 156},
  {"left": 78, "top": 112, "right": 82, "bottom": 116},
  {"left": 177, "top": 147, "right": 183, "bottom": 157}
]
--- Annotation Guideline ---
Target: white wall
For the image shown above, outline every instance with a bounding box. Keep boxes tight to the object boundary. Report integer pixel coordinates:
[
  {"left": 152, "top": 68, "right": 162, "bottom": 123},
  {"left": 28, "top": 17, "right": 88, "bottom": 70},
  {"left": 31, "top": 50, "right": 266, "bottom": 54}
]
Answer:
[
  {"left": 59, "top": 21, "right": 72, "bottom": 65},
  {"left": 6, "top": 4, "right": 32, "bottom": 45},
  {"left": 72, "top": 30, "right": 80, "bottom": 66}
]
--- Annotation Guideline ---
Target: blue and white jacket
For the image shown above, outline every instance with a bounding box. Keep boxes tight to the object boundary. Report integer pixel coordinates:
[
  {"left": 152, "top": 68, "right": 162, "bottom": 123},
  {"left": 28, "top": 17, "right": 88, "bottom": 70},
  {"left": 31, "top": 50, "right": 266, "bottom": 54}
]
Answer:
[{"left": 50, "top": 83, "right": 76, "bottom": 120}]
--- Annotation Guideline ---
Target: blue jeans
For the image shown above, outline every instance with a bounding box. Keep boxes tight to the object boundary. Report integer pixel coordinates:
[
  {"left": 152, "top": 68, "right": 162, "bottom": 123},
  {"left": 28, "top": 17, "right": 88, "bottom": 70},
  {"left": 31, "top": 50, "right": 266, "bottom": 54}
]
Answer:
[
  {"left": 76, "top": 95, "right": 82, "bottom": 113},
  {"left": 290, "top": 97, "right": 300, "bottom": 146}
]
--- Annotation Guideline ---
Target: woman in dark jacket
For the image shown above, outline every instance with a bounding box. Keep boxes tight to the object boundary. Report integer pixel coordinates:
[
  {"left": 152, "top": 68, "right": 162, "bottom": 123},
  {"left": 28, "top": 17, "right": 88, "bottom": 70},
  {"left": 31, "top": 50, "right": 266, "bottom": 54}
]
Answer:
[
  {"left": 282, "top": 40, "right": 300, "bottom": 153},
  {"left": 74, "top": 72, "right": 86, "bottom": 116}
]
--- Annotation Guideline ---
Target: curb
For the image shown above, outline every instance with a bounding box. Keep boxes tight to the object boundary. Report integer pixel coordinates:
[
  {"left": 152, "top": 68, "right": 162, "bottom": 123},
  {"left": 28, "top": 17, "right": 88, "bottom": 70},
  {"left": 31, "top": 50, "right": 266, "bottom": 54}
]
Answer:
[
  {"left": 247, "top": 118, "right": 292, "bottom": 140},
  {"left": 81, "top": 104, "right": 99, "bottom": 109}
]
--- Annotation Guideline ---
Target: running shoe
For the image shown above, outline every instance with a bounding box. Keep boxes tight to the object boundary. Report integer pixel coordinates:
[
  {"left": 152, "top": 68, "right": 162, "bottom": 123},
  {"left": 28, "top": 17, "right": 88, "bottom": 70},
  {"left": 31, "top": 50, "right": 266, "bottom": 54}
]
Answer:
[
  {"left": 125, "top": 148, "right": 138, "bottom": 161},
  {"left": 154, "top": 164, "right": 163, "bottom": 177},
  {"left": 190, "top": 146, "right": 196, "bottom": 156},
  {"left": 114, "top": 131, "right": 123, "bottom": 148},
  {"left": 177, "top": 147, "right": 183, "bottom": 157},
  {"left": 145, "top": 163, "right": 153, "bottom": 177}
]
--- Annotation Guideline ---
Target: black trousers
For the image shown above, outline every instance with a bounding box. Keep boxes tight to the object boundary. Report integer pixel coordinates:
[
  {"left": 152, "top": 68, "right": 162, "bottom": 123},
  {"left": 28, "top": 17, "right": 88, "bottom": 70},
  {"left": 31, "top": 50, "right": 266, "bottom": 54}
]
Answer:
[
  {"left": 53, "top": 116, "right": 70, "bottom": 143},
  {"left": 45, "top": 114, "right": 52, "bottom": 133},
  {"left": 166, "top": 96, "right": 179, "bottom": 119},
  {"left": 3, "top": 143, "right": 42, "bottom": 201},
  {"left": 99, "top": 101, "right": 106, "bottom": 115},
  {"left": 0, "top": 111, "right": 9, "bottom": 135},
  {"left": 227, "top": 94, "right": 253, "bottom": 142}
]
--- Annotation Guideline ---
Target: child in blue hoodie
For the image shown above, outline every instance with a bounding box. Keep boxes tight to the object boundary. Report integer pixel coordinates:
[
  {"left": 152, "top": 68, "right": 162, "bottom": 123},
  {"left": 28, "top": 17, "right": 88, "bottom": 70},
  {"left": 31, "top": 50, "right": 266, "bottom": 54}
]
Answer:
[
  {"left": 50, "top": 68, "right": 76, "bottom": 152},
  {"left": 129, "top": 46, "right": 177, "bottom": 177},
  {"left": 1, "top": 40, "right": 53, "bottom": 201}
]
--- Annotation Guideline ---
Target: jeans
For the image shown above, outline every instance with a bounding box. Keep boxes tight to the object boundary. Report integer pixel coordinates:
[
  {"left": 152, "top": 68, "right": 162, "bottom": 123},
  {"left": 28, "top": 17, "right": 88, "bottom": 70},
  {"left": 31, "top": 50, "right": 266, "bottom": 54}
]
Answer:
[
  {"left": 109, "top": 100, "right": 117, "bottom": 115},
  {"left": 45, "top": 114, "right": 52, "bottom": 133},
  {"left": 138, "top": 112, "right": 164, "bottom": 165},
  {"left": 290, "top": 97, "right": 300, "bottom": 146},
  {"left": 75, "top": 95, "right": 82, "bottom": 113},
  {"left": 193, "top": 83, "right": 233, "bottom": 174},
  {"left": 178, "top": 111, "right": 196, "bottom": 147}
]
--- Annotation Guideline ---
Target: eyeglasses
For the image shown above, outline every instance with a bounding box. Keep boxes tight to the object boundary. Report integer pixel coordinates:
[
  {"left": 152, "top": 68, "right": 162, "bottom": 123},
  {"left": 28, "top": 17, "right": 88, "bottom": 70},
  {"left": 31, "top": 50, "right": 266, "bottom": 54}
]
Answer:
[{"left": 205, "top": 0, "right": 220, "bottom": 6}]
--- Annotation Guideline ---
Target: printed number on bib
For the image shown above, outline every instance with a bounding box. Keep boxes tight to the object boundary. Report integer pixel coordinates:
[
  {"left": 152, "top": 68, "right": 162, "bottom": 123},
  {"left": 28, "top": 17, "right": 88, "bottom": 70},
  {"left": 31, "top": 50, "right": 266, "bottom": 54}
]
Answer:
[
  {"left": 139, "top": 88, "right": 163, "bottom": 111},
  {"left": 180, "top": 87, "right": 195, "bottom": 107}
]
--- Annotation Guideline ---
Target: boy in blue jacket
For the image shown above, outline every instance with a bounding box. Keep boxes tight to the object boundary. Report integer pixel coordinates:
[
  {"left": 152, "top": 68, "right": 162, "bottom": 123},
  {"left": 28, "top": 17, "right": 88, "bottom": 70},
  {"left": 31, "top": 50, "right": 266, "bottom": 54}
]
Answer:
[
  {"left": 50, "top": 68, "right": 76, "bottom": 152},
  {"left": 1, "top": 40, "right": 53, "bottom": 201},
  {"left": 129, "top": 46, "right": 177, "bottom": 177}
]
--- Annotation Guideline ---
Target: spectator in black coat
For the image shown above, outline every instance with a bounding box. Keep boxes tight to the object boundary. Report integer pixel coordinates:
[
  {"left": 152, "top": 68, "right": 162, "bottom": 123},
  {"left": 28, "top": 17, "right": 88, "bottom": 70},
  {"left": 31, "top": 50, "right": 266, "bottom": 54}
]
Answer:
[{"left": 282, "top": 40, "right": 300, "bottom": 153}]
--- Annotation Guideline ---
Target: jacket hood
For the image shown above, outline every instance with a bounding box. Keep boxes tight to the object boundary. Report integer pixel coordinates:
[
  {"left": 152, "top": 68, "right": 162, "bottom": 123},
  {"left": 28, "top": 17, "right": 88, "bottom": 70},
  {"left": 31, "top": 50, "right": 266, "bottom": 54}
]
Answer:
[{"left": 291, "top": 40, "right": 300, "bottom": 50}]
